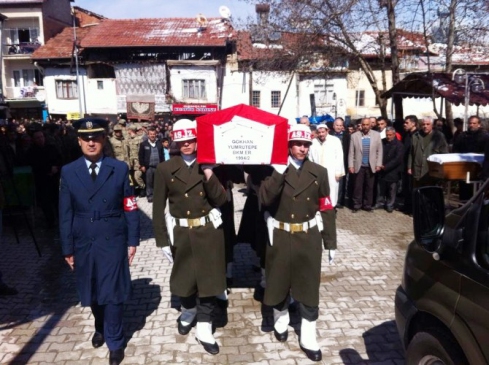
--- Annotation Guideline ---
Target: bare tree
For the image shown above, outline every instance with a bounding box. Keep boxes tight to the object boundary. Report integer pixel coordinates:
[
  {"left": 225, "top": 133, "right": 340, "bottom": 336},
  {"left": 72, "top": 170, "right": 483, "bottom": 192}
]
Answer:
[{"left": 241, "top": 0, "right": 409, "bottom": 118}]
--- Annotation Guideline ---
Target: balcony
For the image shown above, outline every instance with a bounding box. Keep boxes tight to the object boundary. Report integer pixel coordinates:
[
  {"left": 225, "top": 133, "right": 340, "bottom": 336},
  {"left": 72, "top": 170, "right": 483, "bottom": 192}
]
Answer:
[
  {"left": 4, "top": 86, "right": 45, "bottom": 101},
  {"left": 3, "top": 42, "right": 41, "bottom": 56}
]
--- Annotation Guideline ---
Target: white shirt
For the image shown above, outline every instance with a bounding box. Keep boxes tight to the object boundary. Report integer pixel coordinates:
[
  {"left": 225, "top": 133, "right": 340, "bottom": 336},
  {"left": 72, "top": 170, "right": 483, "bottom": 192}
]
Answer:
[{"left": 84, "top": 157, "right": 102, "bottom": 175}]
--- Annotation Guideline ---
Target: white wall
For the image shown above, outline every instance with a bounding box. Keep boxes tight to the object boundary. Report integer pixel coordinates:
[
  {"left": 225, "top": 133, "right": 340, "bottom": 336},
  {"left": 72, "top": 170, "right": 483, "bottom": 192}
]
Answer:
[
  {"left": 249, "top": 71, "right": 298, "bottom": 120},
  {"left": 298, "top": 76, "right": 348, "bottom": 119},
  {"left": 44, "top": 68, "right": 86, "bottom": 115},
  {"left": 84, "top": 78, "right": 118, "bottom": 114},
  {"left": 221, "top": 64, "right": 250, "bottom": 108},
  {"left": 169, "top": 65, "right": 218, "bottom": 103}
]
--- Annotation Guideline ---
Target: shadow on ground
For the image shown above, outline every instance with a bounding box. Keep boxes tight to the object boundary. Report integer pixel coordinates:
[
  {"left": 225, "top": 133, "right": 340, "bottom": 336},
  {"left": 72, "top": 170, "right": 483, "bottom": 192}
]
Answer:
[
  {"left": 123, "top": 277, "right": 161, "bottom": 343},
  {"left": 339, "top": 320, "right": 405, "bottom": 364}
]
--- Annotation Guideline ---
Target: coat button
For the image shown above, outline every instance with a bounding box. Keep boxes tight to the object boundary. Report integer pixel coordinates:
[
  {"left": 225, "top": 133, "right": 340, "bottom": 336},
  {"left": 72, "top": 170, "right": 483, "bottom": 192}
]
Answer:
[
  {"left": 315, "top": 181, "right": 318, "bottom": 185},
  {"left": 105, "top": 236, "right": 109, "bottom": 240},
  {"left": 307, "top": 197, "right": 310, "bottom": 201},
  {"left": 185, "top": 193, "right": 188, "bottom": 198},
  {"left": 171, "top": 179, "right": 174, "bottom": 182},
  {"left": 91, "top": 237, "right": 94, "bottom": 241},
  {"left": 306, "top": 214, "right": 309, "bottom": 218},
  {"left": 293, "top": 197, "right": 296, "bottom": 201},
  {"left": 187, "top": 211, "right": 190, "bottom": 216},
  {"left": 88, "top": 199, "right": 92, "bottom": 203},
  {"left": 199, "top": 192, "right": 203, "bottom": 196},
  {"left": 104, "top": 218, "right": 108, "bottom": 222},
  {"left": 202, "top": 210, "right": 205, "bottom": 213},
  {"left": 291, "top": 214, "right": 295, "bottom": 219},
  {"left": 103, "top": 199, "right": 107, "bottom": 203}
]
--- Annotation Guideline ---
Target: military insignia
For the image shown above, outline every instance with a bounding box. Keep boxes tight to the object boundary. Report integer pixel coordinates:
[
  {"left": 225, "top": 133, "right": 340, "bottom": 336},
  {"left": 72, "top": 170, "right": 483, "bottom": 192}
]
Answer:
[
  {"left": 124, "top": 196, "right": 138, "bottom": 211},
  {"left": 86, "top": 121, "right": 93, "bottom": 129}
]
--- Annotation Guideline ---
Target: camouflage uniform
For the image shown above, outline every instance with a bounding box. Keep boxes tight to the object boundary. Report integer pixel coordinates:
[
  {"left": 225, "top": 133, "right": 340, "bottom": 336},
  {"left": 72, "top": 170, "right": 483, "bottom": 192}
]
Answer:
[
  {"left": 118, "top": 119, "right": 128, "bottom": 139},
  {"left": 127, "top": 126, "right": 145, "bottom": 191},
  {"left": 110, "top": 125, "right": 129, "bottom": 168}
]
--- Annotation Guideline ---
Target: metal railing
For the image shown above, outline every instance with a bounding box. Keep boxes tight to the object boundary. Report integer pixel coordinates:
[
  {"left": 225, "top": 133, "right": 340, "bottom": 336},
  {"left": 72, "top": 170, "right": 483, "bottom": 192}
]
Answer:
[
  {"left": 3, "top": 42, "right": 41, "bottom": 56},
  {"left": 4, "top": 86, "right": 45, "bottom": 100}
]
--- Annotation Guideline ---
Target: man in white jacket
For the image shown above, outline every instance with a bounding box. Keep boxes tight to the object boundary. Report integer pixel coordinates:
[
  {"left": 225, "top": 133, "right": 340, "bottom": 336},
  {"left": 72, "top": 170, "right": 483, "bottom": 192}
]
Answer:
[{"left": 309, "top": 124, "right": 345, "bottom": 208}]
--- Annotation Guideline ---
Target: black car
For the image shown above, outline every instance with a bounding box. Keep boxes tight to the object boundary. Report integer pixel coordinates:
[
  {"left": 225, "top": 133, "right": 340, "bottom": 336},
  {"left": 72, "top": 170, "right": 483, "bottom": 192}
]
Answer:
[{"left": 395, "top": 182, "right": 489, "bottom": 365}]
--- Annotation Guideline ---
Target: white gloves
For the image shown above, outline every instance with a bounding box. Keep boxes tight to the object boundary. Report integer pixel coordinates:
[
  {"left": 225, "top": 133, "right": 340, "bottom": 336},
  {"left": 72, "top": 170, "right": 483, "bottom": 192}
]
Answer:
[
  {"left": 162, "top": 246, "right": 173, "bottom": 264},
  {"left": 272, "top": 164, "right": 288, "bottom": 174},
  {"left": 328, "top": 250, "right": 336, "bottom": 265}
]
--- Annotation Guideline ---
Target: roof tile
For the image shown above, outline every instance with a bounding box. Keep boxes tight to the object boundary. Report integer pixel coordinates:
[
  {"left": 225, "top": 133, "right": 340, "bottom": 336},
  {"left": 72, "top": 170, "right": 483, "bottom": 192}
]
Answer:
[{"left": 81, "top": 18, "right": 234, "bottom": 48}]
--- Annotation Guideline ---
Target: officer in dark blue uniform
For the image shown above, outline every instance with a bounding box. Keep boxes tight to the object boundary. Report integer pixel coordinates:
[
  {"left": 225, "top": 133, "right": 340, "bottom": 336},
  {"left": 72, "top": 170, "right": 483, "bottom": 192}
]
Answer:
[{"left": 59, "top": 118, "right": 140, "bottom": 365}]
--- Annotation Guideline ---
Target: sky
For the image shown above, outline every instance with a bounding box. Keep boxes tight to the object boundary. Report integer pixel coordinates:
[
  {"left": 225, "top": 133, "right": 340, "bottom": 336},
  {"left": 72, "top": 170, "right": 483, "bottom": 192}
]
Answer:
[{"left": 73, "top": 0, "right": 257, "bottom": 24}]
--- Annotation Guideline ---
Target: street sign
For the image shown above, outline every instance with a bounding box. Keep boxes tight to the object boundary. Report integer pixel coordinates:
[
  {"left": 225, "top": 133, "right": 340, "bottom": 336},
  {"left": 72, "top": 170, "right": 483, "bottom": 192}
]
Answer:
[{"left": 66, "top": 112, "right": 80, "bottom": 120}]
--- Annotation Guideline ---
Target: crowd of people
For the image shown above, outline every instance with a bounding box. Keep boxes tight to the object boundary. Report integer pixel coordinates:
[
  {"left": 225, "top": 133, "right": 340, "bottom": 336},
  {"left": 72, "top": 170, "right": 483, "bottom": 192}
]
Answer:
[
  {"left": 1, "top": 111, "right": 487, "bottom": 364},
  {"left": 302, "top": 114, "right": 487, "bottom": 215}
]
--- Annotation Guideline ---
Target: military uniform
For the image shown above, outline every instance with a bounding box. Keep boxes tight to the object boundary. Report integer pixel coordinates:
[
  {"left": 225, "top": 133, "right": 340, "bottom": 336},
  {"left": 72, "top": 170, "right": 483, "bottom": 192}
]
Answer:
[
  {"left": 258, "top": 123, "right": 336, "bottom": 362},
  {"left": 110, "top": 126, "right": 129, "bottom": 168},
  {"left": 152, "top": 118, "right": 226, "bottom": 355},
  {"left": 259, "top": 160, "right": 335, "bottom": 307},
  {"left": 153, "top": 156, "right": 227, "bottom": 297},
  {"left": 127, "top": 127, "right": 145, "bottom": 191},
  {"left": 59, "top": 118, "right": 140, "bottom": 365},
  {"left": 118, "top": 119, "right": 128, "bottom": 139}
]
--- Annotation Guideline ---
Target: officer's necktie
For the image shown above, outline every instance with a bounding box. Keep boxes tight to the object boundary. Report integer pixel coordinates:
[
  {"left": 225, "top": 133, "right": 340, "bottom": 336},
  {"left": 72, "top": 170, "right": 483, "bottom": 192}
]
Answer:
[{"left": 90, "top": 163, "right": 97, "bottom": 181}]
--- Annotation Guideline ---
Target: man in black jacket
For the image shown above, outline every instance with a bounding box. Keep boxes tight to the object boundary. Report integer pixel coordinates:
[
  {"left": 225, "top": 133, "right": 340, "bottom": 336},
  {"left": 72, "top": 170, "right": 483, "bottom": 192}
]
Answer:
[
  {"left": 138, "top": 127, "right": 164, "bottom": 202},
  {"left": 379, "top": 127, "right": 404, "bottom": 212},
  {"left": 401, "top": 115, "right": 418, "bottom": 214},
  {"left": 452, "top": 115, "right": 488, "bottom": 200}
]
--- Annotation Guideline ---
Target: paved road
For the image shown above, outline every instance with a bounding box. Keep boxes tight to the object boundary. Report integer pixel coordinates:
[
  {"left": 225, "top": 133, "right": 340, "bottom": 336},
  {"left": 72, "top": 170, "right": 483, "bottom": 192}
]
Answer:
[{"left": 0, "top": 184, "right": 412, "bottom": 364}]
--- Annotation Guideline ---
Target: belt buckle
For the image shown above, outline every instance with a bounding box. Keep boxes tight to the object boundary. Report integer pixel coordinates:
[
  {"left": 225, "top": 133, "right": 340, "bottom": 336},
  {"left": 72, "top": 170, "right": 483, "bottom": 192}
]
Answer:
[
  {"left": 290, "top": 223, "right": 303, "bottom": 233},
  {"left": 187, "top": 218, "right": 201, "bottom": 228},
  {"left": 278, "top": 222, "right": 285, "bottom": 231}
]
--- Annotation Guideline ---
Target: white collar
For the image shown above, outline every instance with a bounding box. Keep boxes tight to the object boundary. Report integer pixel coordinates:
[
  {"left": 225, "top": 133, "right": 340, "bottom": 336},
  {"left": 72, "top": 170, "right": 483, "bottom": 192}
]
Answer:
[
  {"left": 289, "top": 155, "right": 304, "bottom": 170},
  {"left": 182, "top": 154, "right": 196, "bottom": 167}
]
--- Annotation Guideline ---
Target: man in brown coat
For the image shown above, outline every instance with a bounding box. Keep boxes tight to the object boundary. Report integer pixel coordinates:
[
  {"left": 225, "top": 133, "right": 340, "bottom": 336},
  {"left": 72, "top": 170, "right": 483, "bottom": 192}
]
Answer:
[
  {"left": 152, "top": 119, "right": 227, "bottom": 355},
  {"left": 259, "top": 123, "right": 336, "bottom": 362}
]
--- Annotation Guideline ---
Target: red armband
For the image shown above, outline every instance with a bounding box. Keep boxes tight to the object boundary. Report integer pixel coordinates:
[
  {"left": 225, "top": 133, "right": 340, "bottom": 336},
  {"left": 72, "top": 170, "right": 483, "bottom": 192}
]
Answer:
[
  {"left": 319, "top": 196, "right": 333, "bottom": 211},
  {"left": 124, "top": 196, "right": 138, "bottom": 212}
]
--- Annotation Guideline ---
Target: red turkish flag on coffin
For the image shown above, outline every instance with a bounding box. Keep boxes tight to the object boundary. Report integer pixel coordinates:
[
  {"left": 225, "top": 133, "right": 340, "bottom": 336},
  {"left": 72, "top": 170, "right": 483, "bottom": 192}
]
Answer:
[{"left": 196, "top": 104, "right": 289, "bottom": 165}]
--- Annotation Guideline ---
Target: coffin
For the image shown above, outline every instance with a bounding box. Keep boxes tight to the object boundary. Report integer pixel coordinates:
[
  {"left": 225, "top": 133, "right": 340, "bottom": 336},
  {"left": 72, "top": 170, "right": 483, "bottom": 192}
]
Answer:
[
  {"left": 427, "top": 153, "right": 484, "bottom": 180},
  {"left": 196, "top": 104, "right": 289, "bottom": 165}
]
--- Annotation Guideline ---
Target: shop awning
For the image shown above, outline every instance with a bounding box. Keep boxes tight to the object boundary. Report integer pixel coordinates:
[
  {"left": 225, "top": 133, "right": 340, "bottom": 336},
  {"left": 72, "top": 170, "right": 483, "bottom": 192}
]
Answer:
[
  {"left": 7, "top": 99, "right": 43, "bottom": 108},
  {"left": 382, "top": 72, "right": 489, "bottom": 106}
]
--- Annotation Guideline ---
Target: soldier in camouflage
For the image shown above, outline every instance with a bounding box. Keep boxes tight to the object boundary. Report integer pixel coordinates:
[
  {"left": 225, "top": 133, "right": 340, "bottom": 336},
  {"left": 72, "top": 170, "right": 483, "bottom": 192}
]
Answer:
[
  {"left": 127, "top": 125, "right": 145, "bottom": 196},
  {"left": 110, "top": 125, "right": 129, "bottom": 168}
]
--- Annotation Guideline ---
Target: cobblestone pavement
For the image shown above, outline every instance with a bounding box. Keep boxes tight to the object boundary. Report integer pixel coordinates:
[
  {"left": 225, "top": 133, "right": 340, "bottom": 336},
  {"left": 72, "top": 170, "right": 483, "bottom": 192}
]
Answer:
[{"left": 0, "top": 184, "right": 413, "bottom": 364}]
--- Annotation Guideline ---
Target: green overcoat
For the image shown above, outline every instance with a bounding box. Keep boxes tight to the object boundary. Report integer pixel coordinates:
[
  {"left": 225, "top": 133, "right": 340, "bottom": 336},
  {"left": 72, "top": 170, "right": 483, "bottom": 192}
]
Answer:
[
  {"left": 152, "top": 156, "right": 227, "bottom": 297},
  {"left": 259, "top": 159, "right": 336, "bottom": 307}
]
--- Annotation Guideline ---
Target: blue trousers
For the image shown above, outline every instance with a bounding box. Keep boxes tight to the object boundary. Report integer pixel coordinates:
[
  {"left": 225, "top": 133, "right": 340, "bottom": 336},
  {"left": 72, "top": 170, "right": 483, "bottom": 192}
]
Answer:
[{"left": 90, "top": 302, "right": 125, "bottom": 350}]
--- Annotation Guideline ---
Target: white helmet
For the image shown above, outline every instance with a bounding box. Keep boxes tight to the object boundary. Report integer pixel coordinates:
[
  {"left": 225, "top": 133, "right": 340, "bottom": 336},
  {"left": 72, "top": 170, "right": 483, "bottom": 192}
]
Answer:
[
  {"left": 288, "top": 123, "right": 312, "bottom": 142},
  {"left": 172, "top": 119, "right": 196, "bottom": 142}
]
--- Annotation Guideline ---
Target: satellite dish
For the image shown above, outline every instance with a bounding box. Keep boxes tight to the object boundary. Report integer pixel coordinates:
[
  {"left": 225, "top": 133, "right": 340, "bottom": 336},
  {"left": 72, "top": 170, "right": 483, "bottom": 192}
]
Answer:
[
  {"left": 219, "top": 5, "right": 232, "bottom": 20},
  {"left": 428, "top": 43, "right": 439, "bottom": 55},
  {"left": 196, "top": 13, "right": 208, "bottom": 27}
]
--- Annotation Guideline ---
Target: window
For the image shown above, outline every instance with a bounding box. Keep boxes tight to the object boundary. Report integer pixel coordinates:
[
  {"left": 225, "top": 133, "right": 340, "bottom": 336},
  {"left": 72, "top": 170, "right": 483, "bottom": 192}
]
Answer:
[
  {"left": 12, "top": 69, "right": 43, "bottom": 87},
  {"left": 7, "top": 27, "right": 39, "bottom": 44},
  {"left": 97, "top": 81, "right": 104, "bottom": 90},
  {"left": 183, "top": 79, "right": 206, "bottom": 99},
  {"left": 314, "top": 84, "right": 334, "bottom": 106},
  {"left": 56, "top": 80, "right": 78, "bottom": 99},
  {"left": 355, "top": 90, "right": 365, "bottom": 107},
  {"left": 252, "top": 90, "right": 261, "bottom": 107},
  {"left": 271, "top": 91, "right": 281, "bottom": 108}
]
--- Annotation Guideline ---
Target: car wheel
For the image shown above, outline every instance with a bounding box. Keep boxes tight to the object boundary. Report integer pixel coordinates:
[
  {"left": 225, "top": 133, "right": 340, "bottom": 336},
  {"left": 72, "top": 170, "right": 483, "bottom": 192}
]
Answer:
[{"left": 406, "top": 330, "right": 468, "bottom": 365}]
